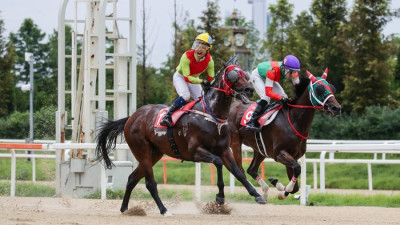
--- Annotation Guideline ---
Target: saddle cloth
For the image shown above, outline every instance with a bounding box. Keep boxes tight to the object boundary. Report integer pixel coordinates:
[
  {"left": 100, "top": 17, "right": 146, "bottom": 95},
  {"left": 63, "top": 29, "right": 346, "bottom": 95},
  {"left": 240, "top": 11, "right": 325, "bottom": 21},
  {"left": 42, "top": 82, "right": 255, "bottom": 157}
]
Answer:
[
  {"left": 240, "top": 102, "right": 282, "bottom": 127},
  {"left": 154, "top": 100, "right": 199, "bottom": 128}
]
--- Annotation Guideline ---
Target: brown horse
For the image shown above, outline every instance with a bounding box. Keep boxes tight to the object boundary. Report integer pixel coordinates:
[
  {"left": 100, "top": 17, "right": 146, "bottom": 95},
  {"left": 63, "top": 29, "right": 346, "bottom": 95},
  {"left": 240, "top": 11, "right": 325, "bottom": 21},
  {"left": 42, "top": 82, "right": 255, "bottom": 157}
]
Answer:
[
  {"left": 228, "top": 69, "right": 341, "bottom": 201},
  {"left": 95, "top": 63, "right": 266, "bottom": 216}
]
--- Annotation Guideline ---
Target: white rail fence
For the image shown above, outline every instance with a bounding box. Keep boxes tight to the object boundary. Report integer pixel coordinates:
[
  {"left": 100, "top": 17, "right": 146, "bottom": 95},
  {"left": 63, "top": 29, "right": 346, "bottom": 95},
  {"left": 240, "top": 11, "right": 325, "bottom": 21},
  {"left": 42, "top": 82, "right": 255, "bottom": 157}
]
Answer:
[{"left": 1, "top": 140, "right": 400, "bottom": 206}]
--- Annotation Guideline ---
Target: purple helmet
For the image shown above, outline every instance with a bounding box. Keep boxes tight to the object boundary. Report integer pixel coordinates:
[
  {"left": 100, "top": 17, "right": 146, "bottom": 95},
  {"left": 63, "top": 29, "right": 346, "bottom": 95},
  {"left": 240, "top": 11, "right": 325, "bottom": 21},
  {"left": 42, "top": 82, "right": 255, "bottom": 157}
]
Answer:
[{"left": 282, "top": 55, "right": 300, "bottom": 71}]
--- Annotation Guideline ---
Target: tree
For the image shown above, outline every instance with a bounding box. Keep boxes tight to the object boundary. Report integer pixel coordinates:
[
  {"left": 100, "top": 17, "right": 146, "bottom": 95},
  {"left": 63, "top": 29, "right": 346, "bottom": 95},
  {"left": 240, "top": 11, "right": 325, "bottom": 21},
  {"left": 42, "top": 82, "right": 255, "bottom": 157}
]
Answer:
[
  {"left": 266, "top": 0, "right": 294, "bottom": 60},
  {"left": 0, "top": 15, "right": 17, "bottom": 117},
  {"left": 9, "top": 18, "right": 52, "bottom": 111},
  {"left": 340, "top": 0, "right": 396, "bottom": 113},
  {"left": 197, "top": 0, "right": 232, "bottom": 66},
  {"left": 306, "top": 0, "right": 348, "bottom": 94}
]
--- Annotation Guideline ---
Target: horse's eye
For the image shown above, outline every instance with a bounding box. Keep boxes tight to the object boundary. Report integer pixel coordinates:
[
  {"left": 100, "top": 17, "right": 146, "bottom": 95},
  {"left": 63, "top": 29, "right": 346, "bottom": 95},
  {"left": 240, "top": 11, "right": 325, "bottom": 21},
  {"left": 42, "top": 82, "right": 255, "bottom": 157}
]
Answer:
[
  {"left": 315, "top": 84, "right": 325, "bottom": 97},
  {"left": 227, "top": 70, "right": 239, "bottom": 83}
]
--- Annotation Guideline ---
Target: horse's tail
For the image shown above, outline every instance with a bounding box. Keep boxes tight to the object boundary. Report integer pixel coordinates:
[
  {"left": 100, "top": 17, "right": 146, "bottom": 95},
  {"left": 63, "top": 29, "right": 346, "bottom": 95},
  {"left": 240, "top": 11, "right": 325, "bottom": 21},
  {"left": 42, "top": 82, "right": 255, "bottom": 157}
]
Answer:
[{"left": 95, "top": 117, "right": 129, "bottom": 169}]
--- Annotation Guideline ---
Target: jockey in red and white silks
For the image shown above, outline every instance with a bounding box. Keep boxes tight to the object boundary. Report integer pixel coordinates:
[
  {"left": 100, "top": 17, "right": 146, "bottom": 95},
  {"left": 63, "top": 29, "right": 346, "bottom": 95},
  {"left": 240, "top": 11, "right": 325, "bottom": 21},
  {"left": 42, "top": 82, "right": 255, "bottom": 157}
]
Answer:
[{"left": 160, "top": 33, "right": 215, "bottom": 127}]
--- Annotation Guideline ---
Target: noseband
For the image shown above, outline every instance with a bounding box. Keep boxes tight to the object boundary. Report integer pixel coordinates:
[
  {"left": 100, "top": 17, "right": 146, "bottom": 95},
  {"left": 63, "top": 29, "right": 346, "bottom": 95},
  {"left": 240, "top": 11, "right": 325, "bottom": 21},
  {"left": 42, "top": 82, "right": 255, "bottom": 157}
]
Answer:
[{"left": 213, "top": 65, "right": 248, "bottom": 97}]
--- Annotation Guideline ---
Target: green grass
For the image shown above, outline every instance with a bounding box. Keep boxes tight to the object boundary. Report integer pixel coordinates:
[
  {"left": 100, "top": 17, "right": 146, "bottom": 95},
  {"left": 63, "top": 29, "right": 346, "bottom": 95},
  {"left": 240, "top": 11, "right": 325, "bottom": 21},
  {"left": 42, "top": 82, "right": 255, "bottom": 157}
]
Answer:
[{"left": 0, "top": 181, "right": 55, "bottom": 197}]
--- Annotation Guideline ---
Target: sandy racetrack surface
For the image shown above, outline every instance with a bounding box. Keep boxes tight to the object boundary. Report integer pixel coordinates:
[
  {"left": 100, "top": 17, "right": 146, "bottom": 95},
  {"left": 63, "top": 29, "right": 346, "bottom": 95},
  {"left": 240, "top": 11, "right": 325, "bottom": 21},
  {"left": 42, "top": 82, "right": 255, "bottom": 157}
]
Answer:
[{"left": 1, "top": 196, "right": 399, "bottom": 225}]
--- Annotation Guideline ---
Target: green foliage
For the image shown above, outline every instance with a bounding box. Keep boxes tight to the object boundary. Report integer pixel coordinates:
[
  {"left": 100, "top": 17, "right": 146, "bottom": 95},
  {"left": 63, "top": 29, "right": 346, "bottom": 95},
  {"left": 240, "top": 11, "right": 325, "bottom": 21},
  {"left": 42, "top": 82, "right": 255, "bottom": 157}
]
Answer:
[
  {"left": 304, "top": 0, "right": 347, "bottom": 94},
  {"left": 310, "top": 105, "right": 400, "bottom": 139},
  {"left": 197, "top": 0, "right": 233, "bottom": 66},
  {"left": 308, "top": 193, "right": 400, "bottom": 207},
  {"left": 266, "top": 0, "right": 294, "bottom": 60},
  {"left": 0, "top": 111, "right": 30, "bottom": 139},
  {"left": 0, "top": 17, "right": 17, "bottom": 117},
  {"left": 0, "top": 105, "right": 57, "bottom": 139},
  {"left": 9, "top": 18, "right": 54, "bottom": 112},
  {"left": 340, "top": 0, "right": 395, "bottom": 113}
]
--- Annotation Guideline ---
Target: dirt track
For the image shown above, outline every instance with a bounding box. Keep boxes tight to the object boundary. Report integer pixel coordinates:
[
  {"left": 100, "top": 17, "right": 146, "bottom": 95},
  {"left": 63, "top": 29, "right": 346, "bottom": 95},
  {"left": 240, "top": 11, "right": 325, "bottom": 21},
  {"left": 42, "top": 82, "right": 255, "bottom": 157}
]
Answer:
[{"left": 1, "top": 196, "right": 399, "bottom": 225}]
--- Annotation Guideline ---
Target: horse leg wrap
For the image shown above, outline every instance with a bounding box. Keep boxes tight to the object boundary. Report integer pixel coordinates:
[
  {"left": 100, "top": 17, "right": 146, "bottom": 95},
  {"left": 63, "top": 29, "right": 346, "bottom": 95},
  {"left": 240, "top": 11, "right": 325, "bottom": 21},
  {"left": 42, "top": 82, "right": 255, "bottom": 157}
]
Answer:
[
  {"left": 283, "top": 176, "right": 297, "bottom": 193},
  {"left": 256, "top": 177, "right": 269, "bottom": 201},
  {"left": 275, "top": 182, "right": 285, "bottom": 191}
]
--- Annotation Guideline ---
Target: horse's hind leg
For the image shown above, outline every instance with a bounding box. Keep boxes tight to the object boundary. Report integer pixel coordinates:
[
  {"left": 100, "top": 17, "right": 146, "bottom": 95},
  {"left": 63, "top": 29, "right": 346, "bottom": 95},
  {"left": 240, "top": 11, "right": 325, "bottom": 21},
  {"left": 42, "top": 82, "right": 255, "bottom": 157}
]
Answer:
[
  {"left": 120, "top": 166, "right": 144, "bottom": 213},
  {"left": 246, "top": 153, "right": 269, "bottom": 201},
  {"left": 120, "top": 150, "right": 164, "bottom": 214},
  {"left": 270, "top": 150, "right": 300, "bottom": 200}
]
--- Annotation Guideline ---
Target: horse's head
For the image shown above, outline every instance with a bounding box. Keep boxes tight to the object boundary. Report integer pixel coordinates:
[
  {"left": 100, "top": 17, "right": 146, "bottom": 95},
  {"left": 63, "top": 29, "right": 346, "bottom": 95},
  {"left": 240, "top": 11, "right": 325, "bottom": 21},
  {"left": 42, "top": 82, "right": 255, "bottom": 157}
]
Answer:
[
  {"left": 306, "top": 68, "right": 341, "bottom": 117},
  {"left": 211, "top": 59, "right": 253, "bottom": 103}
]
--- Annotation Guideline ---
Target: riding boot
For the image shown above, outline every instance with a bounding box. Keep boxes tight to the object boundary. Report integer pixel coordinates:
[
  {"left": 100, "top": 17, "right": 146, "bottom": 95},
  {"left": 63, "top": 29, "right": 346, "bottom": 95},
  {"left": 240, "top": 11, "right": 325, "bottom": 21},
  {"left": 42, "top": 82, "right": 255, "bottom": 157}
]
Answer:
[
  {"left": 160, "top": 97, "right": 187, "bottom": 127},
  {"left": 246, "top": 99, "right": 268, "bottom": 131}
]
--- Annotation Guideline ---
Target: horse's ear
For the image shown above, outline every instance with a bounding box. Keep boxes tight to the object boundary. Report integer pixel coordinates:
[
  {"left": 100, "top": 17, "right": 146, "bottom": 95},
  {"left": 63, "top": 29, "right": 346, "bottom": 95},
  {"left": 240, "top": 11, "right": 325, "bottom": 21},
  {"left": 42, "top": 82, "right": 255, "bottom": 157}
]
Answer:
[
  {"left": 306, "top": 70, "right": 318, "bottom": 83},
  {"left": 322, "top": 67, "right": 328, "bottom": 79},
  {"left": 329, "top": 84, "right": 336, "bottom": 94},
  {"left": 244, "top": 71, "right": 251, "bottom": 81}
]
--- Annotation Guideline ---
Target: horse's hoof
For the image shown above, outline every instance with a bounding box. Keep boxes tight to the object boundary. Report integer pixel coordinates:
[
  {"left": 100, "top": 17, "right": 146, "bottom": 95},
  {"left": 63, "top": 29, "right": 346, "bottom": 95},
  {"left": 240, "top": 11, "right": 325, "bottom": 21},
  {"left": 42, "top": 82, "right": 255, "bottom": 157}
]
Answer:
[
  {"left": 163, "top": 211, "right": 173, "bottom": 217},
  {"left": 255, "top": 196, "right": 266, "bottom": 204},
  {"left": 216, "top": 196, "right": 225, "bottom": 205},
  {"left": 120, "top": 206, "right": 128, "bottom": 213},
  {"left": 268, "top": 177, "right": 278, "bottom": 186},
  {"left": 278, "top": 192, "right": 287, "bottom": 200}
]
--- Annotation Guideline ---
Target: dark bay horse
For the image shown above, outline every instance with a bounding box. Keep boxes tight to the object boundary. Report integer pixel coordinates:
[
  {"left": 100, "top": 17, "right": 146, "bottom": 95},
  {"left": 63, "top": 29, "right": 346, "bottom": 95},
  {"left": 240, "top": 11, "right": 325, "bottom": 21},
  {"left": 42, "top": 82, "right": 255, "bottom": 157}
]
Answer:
[
  {"left": 228, "top": 69, "right": 341, "bottom": 201},
  {"left": 95, "top": 63, "right": 266, "bottom": 216}
]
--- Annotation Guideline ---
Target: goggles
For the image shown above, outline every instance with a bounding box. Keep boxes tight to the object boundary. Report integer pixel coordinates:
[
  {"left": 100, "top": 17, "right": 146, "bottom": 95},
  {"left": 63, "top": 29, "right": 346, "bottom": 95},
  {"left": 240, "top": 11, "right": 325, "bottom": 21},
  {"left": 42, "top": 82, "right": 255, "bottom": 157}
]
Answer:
[{"left": 192, "top": 40, "right": 210, "bottom": 50}]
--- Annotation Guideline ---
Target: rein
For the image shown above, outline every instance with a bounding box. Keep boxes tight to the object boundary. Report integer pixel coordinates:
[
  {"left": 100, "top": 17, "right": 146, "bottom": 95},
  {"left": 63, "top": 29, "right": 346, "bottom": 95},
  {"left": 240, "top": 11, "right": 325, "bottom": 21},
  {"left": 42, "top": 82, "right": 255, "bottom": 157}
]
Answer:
[
  {"left": 201, "top": 96, "right": 226, "bottom": 123},
  {"left": 284, "top": 79, "right": 334, "bottom": 139}
]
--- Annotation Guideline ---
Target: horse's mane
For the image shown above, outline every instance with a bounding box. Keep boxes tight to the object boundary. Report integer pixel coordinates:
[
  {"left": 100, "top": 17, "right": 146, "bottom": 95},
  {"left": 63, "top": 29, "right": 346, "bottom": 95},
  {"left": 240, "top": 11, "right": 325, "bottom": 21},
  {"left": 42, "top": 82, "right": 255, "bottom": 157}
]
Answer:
[{"left": 292, "top": 76, "right": 310, "bottom": 101}]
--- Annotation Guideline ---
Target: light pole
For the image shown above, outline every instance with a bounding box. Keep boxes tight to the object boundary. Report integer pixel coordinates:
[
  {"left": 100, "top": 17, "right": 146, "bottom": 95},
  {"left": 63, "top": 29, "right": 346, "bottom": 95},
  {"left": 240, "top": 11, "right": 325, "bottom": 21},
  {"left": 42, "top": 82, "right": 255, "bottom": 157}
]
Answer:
[{"left": 24, "top": 52, "right": 34, "bottom": 143}]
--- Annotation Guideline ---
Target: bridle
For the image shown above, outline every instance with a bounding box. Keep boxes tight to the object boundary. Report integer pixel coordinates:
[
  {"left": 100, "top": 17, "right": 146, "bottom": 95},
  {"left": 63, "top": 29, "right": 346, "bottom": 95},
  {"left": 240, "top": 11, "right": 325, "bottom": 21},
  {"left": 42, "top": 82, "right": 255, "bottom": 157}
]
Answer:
[
  {"left": 286, "top": 75, "right": 335, "bottom": 139},
  {"left": 213, "top": 64, "right": 249, "bottom": 98}
]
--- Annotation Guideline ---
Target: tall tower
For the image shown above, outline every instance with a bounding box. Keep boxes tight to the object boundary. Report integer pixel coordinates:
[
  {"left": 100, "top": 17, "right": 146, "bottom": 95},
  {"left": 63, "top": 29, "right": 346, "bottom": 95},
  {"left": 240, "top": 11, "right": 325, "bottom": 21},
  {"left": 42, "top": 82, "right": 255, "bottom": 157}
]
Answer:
[{"left": 248, "top": 0, "right": 267, "bottom": 39}]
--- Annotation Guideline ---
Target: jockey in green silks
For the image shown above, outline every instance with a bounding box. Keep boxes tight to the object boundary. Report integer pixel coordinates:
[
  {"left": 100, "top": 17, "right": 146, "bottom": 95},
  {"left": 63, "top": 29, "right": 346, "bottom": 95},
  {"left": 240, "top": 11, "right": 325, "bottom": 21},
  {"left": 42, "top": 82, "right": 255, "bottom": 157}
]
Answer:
[
  {"left": 245, "top": 55, "right": 301, "bottom": 131},
  {"left": 160, "top": 33, "right": 215, "bottom": 127}
]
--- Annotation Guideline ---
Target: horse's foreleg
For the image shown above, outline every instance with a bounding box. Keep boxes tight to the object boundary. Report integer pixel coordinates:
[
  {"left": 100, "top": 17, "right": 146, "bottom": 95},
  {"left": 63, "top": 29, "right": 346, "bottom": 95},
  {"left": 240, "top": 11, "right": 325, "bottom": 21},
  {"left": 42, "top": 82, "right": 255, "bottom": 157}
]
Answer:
[
  {"left": 221, "top": 150, "right": 266, "bottom": 204},
  {"left": 247, "top": 153, "right": 269, "bottom": 201},
  {"left": 194, "top": 148, "right": 225, "bottom": 204},
  {"left": 272, "top": 151, "right": 300, "bottom": 200}
]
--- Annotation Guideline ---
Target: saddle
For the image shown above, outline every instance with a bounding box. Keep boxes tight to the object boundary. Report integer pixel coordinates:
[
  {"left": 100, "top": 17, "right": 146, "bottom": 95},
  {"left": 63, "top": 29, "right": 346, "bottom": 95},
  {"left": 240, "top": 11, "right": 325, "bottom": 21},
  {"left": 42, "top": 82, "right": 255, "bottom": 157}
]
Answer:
[
  {"left": 154, "top": 100, "right": 199, "bottom": 128},
  {"left": 240, "top": 102, "right": 283, "bottom": 127}
]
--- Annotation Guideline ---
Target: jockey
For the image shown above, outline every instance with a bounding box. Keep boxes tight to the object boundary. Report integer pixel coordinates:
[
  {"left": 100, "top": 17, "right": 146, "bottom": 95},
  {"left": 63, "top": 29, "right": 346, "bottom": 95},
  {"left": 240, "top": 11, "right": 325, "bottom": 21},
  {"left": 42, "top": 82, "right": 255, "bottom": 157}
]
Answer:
[
  {"left": 160, "top": 33, "right": 215, "bottom": 127},
  {"left": 246, "top": 55, "right": 300, "bottom": 131}
]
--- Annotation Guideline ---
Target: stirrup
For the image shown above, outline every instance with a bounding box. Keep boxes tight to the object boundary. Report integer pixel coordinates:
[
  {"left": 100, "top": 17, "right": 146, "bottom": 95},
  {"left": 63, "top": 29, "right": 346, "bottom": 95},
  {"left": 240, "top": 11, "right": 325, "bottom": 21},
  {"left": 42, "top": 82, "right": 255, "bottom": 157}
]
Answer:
[
  {"left": 160, "top": 117, "right": 172, "bottom": 127},
  {"left": 245, "top": 122, "right": 260, "bottom": 131}
]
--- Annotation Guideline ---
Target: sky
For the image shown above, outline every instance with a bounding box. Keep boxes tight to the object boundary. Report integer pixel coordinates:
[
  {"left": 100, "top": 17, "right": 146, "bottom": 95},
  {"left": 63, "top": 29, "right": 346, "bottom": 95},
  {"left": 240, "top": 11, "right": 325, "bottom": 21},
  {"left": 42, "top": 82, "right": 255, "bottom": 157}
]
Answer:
[{"left": 1, "top": 0, "right": 400, "bottom": 68}]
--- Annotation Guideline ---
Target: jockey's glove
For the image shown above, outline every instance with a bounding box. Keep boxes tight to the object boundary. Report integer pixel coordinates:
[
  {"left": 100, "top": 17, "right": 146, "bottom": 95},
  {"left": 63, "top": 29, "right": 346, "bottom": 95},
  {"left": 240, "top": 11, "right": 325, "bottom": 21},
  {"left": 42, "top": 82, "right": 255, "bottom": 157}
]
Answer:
[
  {"left": 280, "top": 96, "right": 291, "bottom": 105},
  {"left": 201, "top": 80, "right": 212, "bottom": 90}
]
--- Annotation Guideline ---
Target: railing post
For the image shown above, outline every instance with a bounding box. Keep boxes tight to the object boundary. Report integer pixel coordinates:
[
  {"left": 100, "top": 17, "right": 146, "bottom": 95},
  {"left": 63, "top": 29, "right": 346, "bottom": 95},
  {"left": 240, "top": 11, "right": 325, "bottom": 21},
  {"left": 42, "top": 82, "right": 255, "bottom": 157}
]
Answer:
[
  {"left": 320, "top": 151, "right": 327, "bottom": 193},
  {"left": 195, "top": 163, "right": 201, "bottom": 201},
  {"left": 368, "top": 163, "right": 373, "bottom": 191},
  {"left": 300, "top": 155, "right": 307, "bottom": 206},
  {"left": 11, "top": 149, "right": 16, "bottom": 197},
  {"left": 313, "top": 162, "right": 317, "bottom": 189},
  {"left": 100, "top": 164, "right": 106, "bottom": 200},
  {"left": 32, "top": 154, "right": 36, "bottom": 182}
]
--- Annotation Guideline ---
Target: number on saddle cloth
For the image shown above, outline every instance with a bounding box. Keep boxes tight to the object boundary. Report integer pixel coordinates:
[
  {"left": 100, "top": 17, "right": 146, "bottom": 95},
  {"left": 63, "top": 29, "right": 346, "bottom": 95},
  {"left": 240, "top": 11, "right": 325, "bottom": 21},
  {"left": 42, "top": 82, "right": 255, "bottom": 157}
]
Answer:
[
  {"left": 240, "top": 102, "right": 282, "bottom": 127},
  {"left": 154, "top": 100, "right": 199, "bottom": 128}
]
